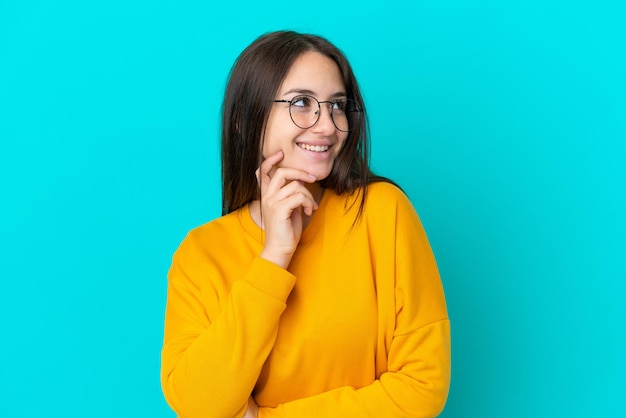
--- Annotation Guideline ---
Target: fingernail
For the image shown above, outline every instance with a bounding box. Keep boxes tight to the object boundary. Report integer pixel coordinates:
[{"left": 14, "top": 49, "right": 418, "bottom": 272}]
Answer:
[{"left": 308, "top": 173, "right": 317, "bottom": 179}]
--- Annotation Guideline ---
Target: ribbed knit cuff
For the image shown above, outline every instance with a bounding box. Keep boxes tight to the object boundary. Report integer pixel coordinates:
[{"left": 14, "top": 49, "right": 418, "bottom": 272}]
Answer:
[{"left": 243, "top": 257, "right": 296, "bottom": 303}]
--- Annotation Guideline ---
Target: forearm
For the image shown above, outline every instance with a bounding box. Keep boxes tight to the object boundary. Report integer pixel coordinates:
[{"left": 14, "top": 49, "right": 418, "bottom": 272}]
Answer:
[
  {"left": 162, "top": 257, "right": 296, "bottom": 417},
  {"left": 258, "top": 320, "right": 451, "bottom": 418}
]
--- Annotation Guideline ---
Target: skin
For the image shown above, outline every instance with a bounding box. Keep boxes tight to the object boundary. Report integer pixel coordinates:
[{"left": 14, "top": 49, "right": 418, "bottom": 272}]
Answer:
[
  {"left": 250, "top": 51, "right": 348, "bottom": 270},
  {"left": 244, "top": 396, "right": 258, "bottom": 418},
  {"left": 246, "top": 52, "right": 348, "bottom": 416},
  {"left": 244, "top": 52, "right": 348, "bottom": 418}
]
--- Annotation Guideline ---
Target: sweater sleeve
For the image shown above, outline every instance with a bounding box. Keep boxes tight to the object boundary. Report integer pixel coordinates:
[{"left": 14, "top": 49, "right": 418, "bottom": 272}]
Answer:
[
  {"left": 257, "top": 186, "right": 451, "bottom": 418},
  {"left": 161, "top": 232, "right": 296, "bottom": 418}
]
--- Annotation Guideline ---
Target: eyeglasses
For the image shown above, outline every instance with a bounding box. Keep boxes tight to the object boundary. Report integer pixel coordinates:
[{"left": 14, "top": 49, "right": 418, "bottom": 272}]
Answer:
[{"left": 273, "top": 95, "right": 361, "bottom": 132}]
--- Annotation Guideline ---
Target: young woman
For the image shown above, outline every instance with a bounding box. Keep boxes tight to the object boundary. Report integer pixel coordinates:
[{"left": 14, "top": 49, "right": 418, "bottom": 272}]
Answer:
[{"left": 161, "top": 31, "right": 450, "bottom": 418}]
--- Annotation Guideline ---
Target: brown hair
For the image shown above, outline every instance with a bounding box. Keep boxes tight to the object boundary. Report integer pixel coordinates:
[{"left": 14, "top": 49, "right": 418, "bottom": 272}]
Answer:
[{"left": 221, "top": 30, "right": 388, "bottom": 216}]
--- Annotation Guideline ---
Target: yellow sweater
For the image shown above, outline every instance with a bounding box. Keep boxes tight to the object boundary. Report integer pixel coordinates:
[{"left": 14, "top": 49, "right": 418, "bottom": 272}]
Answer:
[{"left": 161, "top": 182, "right": 450, "bottom": 418}]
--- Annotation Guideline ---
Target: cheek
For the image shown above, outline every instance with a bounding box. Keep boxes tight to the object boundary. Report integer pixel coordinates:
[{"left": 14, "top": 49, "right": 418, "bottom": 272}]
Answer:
[
  {"left": 261, "top": 110, "right": 278, "bottom": 158},
  {"left": 261, "top": 138, "right": 271, "bottom": 158},
  {"left": 335, "top": 133, "right": 349, "bottom": 154},
  {"left": 262, "top": 134, "right": 286, "bottom": 160},
  {"left": 262, "top": 111, "right": 295, "bottom": 158}
]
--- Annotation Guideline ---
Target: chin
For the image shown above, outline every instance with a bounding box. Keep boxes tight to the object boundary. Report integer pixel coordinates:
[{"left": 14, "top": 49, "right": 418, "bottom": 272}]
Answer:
[
  {"left": 281, "top": 159, "right": 331, "bottom": 179},
  {"left": 309, "top": 166, "right": 333, "bottom": 181}
]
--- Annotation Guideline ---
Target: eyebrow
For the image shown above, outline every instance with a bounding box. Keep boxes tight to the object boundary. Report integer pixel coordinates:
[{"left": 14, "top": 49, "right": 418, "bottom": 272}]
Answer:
[{"left": 281, "top": 88, "right": 347, "bottom": 99}]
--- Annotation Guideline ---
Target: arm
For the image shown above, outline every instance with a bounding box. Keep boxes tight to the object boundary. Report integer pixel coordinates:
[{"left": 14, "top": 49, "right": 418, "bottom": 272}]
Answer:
[
  {"left": 257, "top": 321, "right": 450, "bottom": 418},
  {"left": 161, "top": 245, "right": 296, "bottom": 418},
  {"left": 162, "top": 151, "right": 319, "bottom": 418},
  {"left": 258, "top": 186, "right": 451, "bottom": 418}
]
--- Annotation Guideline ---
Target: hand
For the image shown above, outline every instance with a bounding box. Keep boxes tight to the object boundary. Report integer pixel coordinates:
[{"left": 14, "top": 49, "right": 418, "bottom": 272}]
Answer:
[
  {"left": 243, "top": 396, "right": 259, "bottom": 418},
  {"left": 256, "top": 150, "right": 318, "bottom": 269}
]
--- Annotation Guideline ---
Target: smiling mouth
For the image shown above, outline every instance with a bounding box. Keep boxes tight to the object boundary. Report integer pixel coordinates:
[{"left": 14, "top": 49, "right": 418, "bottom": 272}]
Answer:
[{"left": 297, "top": 143, "right": 330, "bottom": 152}]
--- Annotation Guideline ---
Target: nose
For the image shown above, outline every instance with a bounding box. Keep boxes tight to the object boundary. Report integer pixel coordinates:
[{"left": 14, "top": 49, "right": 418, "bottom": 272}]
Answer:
[{"left": 311, "top": 103, "right": 337, "bottom": 134}]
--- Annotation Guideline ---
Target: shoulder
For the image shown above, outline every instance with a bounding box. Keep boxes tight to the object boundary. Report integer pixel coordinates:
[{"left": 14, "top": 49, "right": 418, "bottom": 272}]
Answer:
[
  {"left": 357, "top": 181, "right": 427, "bottom": 236},
  {"left": 365, "top": 181, "right": 406, "bottom": 201},
  {"left": 190, "top": 210, "right": 241, "bottom": 238},
  {"left": 364, "top": 181, "right": 415, "bottom": 214},
  {"left": 175, "top": 210, "right": 243, "bottom": 257}
]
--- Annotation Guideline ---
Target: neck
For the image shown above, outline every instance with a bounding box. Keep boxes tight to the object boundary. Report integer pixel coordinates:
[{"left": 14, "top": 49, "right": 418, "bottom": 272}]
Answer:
[{"left": 305, "top": 181, "right": 324, "bottom": 205}]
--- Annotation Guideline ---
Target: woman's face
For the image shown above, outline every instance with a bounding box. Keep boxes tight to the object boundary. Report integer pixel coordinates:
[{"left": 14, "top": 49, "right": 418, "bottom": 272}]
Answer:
[{"left": 263, "top": 51, "right": 349, "bottom": 181}]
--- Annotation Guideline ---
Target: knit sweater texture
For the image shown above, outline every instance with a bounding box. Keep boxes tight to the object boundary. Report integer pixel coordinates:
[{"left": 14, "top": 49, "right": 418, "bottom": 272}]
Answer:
[{"left": 161, "top": 182, "right": 451, "bottom": 417}]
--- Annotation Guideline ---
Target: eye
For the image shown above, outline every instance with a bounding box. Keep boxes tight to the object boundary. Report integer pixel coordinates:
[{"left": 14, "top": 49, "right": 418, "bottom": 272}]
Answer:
[
  {"left": 291, "top": 95, "right": 313, "bottom": 110},
  {"left": 331, "top": 100, "right": 347, "bottom": 113}
]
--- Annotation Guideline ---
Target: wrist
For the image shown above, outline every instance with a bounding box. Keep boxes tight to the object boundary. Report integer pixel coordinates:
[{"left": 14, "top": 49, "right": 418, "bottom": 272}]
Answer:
[{"left": 260, "top": 249, "right": 292, "bottom": 270}]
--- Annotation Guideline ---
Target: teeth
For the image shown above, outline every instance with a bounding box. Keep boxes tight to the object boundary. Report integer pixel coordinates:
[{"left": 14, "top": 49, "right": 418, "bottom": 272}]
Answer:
[{"left": 298, "top": 143, "right": 329, "bottom": 152}]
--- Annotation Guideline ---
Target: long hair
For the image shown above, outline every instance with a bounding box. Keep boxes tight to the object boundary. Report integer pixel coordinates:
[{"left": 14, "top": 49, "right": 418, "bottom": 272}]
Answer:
[{"left": 221, "top": 31, "right": 387, "bottom": 216}]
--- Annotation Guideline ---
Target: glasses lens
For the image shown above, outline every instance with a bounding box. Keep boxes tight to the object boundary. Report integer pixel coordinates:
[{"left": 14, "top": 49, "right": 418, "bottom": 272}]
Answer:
[
  {"left": 289, "top": 96, "right": 318, "bottom": 129},
  {"left": 330, "top": 99, "right": 359, "bottom": 132}
]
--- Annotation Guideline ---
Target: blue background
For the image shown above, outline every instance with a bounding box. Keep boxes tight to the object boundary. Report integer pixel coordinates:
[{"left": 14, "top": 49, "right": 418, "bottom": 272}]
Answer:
[{"left": 1, "top": 1, "right": 624, "bottom": 416}]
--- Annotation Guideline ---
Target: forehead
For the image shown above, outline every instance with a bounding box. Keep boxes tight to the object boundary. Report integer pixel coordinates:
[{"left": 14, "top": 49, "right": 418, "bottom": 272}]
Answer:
[{"left": 277, "top": 51, "right": 345, "bottom": 96}]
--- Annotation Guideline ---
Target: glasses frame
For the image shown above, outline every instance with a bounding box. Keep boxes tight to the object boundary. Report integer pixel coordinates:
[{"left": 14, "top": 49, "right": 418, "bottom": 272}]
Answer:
[{"left": 273, "top": 95, "right": 361, "bottom": 133}]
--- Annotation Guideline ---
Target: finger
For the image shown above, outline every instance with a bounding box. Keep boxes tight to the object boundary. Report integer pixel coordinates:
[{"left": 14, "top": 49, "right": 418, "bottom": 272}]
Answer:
[
  {"left": 259, "top": 150, "right": 284, "bottom": 179},
  {"left": 264, "top": 182, "right": 318, "bottom": 217},
  {"left": 269, "top": 191, "right": 317, "bottom": 218},
  {"left": 259, "top": 151, "right": 318, "bottom": 188},
  {"left": 265, "top": 167, "right": 317, "bottom": 196},
  {"left": 258, "top": 150, "right": 284, "bottom": 193},
  {"left": 265, "top": 180, "right": 318, "bottom": 211}
]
